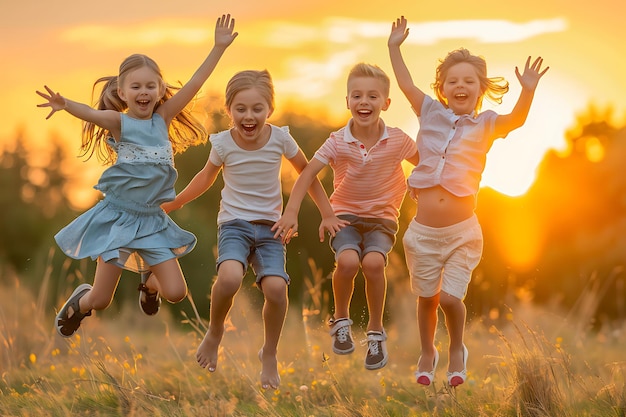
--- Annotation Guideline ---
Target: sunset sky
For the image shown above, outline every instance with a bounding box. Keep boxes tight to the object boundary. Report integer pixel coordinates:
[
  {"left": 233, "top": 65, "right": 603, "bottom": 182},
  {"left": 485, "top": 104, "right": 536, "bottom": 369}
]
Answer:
[{"left": 2, "top": 0, "right": 625, "bottom": 197}]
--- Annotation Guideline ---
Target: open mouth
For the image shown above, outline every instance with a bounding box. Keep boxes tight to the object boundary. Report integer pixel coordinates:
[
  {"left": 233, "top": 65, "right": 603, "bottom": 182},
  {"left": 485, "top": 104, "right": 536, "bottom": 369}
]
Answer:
[
  {"left": 357, "top": 109, "right": 372, "bottom": 118},
  {"left": 242, "top": 123, "right": 256, "bottom": 133}
]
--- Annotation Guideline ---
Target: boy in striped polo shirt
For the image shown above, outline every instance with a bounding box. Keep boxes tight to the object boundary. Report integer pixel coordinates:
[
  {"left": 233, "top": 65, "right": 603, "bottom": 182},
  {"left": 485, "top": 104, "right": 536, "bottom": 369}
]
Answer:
[{"left": 273, "top": 63, "right": 419, "bottom": 370}]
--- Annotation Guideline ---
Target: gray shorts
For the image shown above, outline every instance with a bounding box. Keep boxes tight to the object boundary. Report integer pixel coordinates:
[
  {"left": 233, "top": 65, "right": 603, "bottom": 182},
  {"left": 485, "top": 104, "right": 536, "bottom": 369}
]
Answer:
[{"left": 330, "top": 215, "right": 398, "bottom": 263}]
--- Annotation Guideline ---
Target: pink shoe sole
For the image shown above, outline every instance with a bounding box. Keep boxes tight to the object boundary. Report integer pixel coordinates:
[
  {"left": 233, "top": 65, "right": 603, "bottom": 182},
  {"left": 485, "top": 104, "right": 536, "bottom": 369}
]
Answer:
[{"left": 447, "top": 345, "right": 468, "bottom": 387}]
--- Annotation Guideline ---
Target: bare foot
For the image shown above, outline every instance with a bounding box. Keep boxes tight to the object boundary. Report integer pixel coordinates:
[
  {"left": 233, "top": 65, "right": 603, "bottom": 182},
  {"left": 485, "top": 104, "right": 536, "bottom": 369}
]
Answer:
[
  {"left": 258, "top": 349, "right": 280, "bottom": 389},
  {"left": 196, "top": 330, "right": 222, "bottom": 372}
]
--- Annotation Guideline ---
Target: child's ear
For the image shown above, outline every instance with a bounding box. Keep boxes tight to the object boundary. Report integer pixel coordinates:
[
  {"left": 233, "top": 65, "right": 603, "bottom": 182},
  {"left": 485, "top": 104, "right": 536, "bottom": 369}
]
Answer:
[
  {"left": 117, "top": 87, "right": 127, "bottom": 102},
  {"left": 159, "top": 81, "right": 166, "bottom": 100},
  {"left": 382, "top": 97, "right": 391, "bottom": 111}
]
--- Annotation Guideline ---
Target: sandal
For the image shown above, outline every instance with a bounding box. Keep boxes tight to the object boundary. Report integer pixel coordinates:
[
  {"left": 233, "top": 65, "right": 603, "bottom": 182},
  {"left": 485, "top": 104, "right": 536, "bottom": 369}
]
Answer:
[
  {"left": 138, "top": 272, "right": 161, "bottom": 316},
  {"left": 447, "top": 344, "right": 468, "bottom": 387},
  {"left": 415, "top": 349, "right": 439, "bottom": 386},
  {"left": 55, "top": 283, "right": 92, "bottom": 338}
]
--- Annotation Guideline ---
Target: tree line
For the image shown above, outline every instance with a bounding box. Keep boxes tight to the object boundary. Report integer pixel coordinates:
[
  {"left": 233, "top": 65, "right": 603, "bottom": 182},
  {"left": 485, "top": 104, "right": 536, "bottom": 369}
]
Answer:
[{"left": 0, "top": 103, "right": 623, "bottom": 330}]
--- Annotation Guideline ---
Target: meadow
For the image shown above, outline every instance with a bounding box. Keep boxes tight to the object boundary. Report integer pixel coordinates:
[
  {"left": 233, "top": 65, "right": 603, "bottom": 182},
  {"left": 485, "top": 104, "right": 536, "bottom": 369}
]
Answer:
[{"left": 1, "top": 259, "right": 625, "bottom": 417}]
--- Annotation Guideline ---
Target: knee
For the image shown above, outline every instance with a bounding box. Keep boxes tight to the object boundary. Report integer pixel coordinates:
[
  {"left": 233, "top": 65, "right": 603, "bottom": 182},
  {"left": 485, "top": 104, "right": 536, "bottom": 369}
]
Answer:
[
  {"left": 165, "top": 287, "right": 187, "bottom": 304},
  {"left": 439, "top": 292, "right": 462, "bottom": 310},
  {"left": 214, "top": 275, "right": 242, "bottom": 297},
  {"left": 361, "top": 253, "right": 385, "bottom": 278},
  {"left": 418, "top": 294, "right": 440, "bottom": 309},
  {"left": 335, "top": 252, "right": 360, "bottom": 278},
  {"left": 260, "top": 277, "right": 287, "bottom": 304}
]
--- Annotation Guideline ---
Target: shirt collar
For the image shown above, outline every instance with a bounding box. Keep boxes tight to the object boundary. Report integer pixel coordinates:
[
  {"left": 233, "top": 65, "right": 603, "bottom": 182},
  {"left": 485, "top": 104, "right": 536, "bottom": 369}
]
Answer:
[
  {"left": 343, "top": 118, "right": 390, "bottom": 143},
  {"left": 444, "top": 107, "right": 479, "bottom": 124}
]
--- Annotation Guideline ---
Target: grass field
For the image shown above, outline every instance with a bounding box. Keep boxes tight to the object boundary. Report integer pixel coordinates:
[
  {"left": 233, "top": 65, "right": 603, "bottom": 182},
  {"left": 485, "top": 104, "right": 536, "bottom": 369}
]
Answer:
[{"left": 1, "top": 265, "right": 625, "bottom": 417}]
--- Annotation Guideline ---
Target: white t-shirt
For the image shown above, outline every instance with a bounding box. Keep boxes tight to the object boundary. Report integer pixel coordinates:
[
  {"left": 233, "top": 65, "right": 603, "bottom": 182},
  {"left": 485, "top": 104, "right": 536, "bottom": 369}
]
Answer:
[{"left": 209, "top": 125, "right": 300, "bottom": 224}]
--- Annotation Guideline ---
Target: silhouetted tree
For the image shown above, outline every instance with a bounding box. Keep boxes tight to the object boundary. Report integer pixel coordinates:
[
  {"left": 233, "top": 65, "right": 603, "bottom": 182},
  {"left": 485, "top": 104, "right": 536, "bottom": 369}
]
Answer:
[
  {"left": 0, "top": 133, "right": 74, "bottom": 274},
  {"left": 474, "top": 105, "right": 626, "bottom": 326}
]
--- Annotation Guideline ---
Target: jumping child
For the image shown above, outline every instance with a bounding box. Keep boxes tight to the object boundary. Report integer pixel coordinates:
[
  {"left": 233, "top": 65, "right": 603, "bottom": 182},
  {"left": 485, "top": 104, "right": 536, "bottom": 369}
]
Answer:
[
  {"left": 388, "top": 16, "right": 548, "bottom": 386},
  {"left": 37, "top": 14, "right": 238, "bottom": 338}
]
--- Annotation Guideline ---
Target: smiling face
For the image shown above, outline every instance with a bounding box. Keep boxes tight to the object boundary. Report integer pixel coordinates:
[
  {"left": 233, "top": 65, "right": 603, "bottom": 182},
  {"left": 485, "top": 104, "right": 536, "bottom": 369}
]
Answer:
[
  {"left": 440, "top": 62, "right": 483, "bottom": 115},
  {"left": 117, "top": 65, "right": 163, "bottom": 119},
  {"left": 345, "top": 76, "right": 390, "bottom": 130},
  {"left": 228, "top": 87, "right": 273, "bottom": 149}
]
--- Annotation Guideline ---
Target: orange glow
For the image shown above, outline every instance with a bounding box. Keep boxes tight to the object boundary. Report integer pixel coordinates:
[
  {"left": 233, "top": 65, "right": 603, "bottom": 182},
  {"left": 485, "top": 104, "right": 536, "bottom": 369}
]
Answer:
[
  {"left": 3, "top": 1, "right": 626, "bottom": 202},
  {"left": 493, "top": 207, "right": 543, "bottom": 272}
]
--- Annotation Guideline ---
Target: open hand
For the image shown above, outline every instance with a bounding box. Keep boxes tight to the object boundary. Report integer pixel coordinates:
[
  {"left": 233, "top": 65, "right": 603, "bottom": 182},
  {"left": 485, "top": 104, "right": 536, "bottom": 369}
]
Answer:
[
  {"left": 215, "top": 14, "right": 238, "bottom": 48},
  {"left": 36, "top": 86, "right": 66, "bottom": 119},
  {"left": 515, "top": 56, "right": 549, "bottom": 91},
  {"left": 318, "top": 215, "right": 349, "bottom": 243},
  {"left": 388, "top": 16, "right": 410, "bottom": 48},
  {"left": 272, "top": 213, "right": 298, "bottom": 244}
]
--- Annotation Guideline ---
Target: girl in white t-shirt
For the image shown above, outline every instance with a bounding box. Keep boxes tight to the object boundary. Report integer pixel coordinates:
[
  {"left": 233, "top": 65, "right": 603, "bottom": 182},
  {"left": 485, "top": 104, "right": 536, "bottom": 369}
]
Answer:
[{"left": 162, "top": 70, "right": 345, "bottom": 390}]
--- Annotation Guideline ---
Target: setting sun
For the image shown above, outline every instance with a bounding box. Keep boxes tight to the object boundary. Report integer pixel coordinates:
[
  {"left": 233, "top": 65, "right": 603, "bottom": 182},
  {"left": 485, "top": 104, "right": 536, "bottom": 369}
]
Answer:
[{"left": 2, "top": 0, "right": 625, "bottom": 198}]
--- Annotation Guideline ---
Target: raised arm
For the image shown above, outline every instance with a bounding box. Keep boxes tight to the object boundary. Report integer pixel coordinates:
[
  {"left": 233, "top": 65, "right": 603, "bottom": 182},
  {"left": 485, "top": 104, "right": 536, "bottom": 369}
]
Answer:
[
  {"left": 161, "top": 158, "right": 221, "bottom": 213},
  {"left": 36, "top": 86, "right": 120, "bottom": 133},
  {"left": 388, "top": 16, "right": 426, "bottom": 114},
  {"left": 158, "top": 14, "right": 238, "bottom": 123},
  {"left": 494, "top": 56, "right": 549, "bottom": 137}
]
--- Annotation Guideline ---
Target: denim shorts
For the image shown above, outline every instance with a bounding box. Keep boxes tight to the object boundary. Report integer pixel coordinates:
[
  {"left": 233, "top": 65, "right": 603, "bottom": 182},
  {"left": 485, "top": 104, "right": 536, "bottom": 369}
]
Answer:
[
  {"left": 330, "top": 214, "right": 399, "bottom": 262},
  {"left": 217, "top": 219, "right": 289, "bottom": 284},
  {"left": 402, "top": 215, "right": 483, "bottom": 300}
]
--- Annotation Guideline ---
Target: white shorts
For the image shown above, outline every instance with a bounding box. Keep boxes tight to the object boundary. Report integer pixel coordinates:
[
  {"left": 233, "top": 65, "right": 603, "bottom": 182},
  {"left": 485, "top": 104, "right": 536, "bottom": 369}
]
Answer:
[{"left": 402, "top": 215, "right": 483, "bottom": 300}]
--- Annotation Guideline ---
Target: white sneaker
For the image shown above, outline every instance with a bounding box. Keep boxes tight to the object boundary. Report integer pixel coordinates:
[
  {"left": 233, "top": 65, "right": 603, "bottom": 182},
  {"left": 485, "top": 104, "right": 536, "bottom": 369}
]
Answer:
[
  {"left": 364, "top": 329, "right": 388, "bottom": 370},
  {"left": 329, "top": 318, "right": 355, "bottom": 354}
]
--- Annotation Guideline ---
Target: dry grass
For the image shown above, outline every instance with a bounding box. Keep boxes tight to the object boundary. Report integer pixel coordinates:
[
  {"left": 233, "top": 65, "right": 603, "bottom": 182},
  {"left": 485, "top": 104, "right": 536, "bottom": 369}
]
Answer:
[{"left": 1, "top": 262, "right": 625, "bottom": 417}]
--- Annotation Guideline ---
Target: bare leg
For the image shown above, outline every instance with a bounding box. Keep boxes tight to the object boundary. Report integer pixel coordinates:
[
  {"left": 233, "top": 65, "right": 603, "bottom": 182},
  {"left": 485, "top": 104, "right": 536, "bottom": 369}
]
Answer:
[
  {"left": 196, "top": 260, "right": 244, "bottom": 372},
  {"left": 79, "top": 258, "right": 123, "bottom": 312},
  {"left": 332, "top": 250, "right": 360, "bottom": 319},
  {"left": 258, "top": 275, "right": 288, "bottom": 389},
  {"left": 361, "top": 252, "right": 386, "bottom": 332},
  {"left": 148, "top": 258, "right": 187, "bottom": 303},
  {"left": 439, "top": 291, "right": 466, "bottom": 373},
  {"left": 417, "top": 293, "right": 440, "bottom": 372}
]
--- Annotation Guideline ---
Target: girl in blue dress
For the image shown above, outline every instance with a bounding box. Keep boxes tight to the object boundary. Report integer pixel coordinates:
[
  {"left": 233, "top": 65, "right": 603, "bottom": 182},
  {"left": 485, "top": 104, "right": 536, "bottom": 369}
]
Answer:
[{"left": 36, "top": 14, "right": 238, "bottom": 338}]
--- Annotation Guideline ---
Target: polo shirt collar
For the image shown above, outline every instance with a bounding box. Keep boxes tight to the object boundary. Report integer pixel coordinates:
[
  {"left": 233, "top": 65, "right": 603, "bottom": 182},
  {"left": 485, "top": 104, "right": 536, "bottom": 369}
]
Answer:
[{"left": 343, "top": 118, "right": 390, "bottom": 143}]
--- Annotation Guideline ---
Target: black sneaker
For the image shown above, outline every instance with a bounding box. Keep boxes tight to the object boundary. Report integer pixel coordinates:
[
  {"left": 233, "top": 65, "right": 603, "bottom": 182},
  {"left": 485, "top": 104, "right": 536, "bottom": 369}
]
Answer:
[
  {"left": 364, "top": 329, "right": 388, "bottom": 370},
  {"left": 55, "top": 283, "right": 93, "bottom": 338},
  {"left": 138, "top": 272, "right": 161, "bottom": 316},
  {"left": 329, "top": 317, "right": 355, "bottom": 354}
]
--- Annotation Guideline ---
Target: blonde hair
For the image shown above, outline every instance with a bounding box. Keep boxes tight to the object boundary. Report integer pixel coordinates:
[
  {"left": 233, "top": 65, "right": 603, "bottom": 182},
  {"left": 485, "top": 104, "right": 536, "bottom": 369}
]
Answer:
[
  {"left": 82, "top": 54, "right": 207, "bottom": 163},
  {"left": 432, "top": 48, "right": 509, "bottom": 113},
  {"left": 225, "top": 69, "right": 275, "bottom": 113},
  {"left": 347, "top": 63, "right": 391, "bottom": 97}
]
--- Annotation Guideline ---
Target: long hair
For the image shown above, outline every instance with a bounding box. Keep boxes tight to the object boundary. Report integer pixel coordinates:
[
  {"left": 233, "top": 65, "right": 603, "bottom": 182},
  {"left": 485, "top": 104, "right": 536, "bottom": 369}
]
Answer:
[
  {"left": 82, "top": 54, "right": 207, "bottom": 163},
  {"left": 432, "top": 48, "right": 509, "bottom": 113}
]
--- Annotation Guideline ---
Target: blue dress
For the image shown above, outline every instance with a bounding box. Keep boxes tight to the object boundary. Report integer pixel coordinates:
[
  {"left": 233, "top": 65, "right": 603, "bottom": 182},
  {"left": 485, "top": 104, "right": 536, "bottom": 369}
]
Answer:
[{"left": 55, "top": 113, "right": 196, "bottom": 273}]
